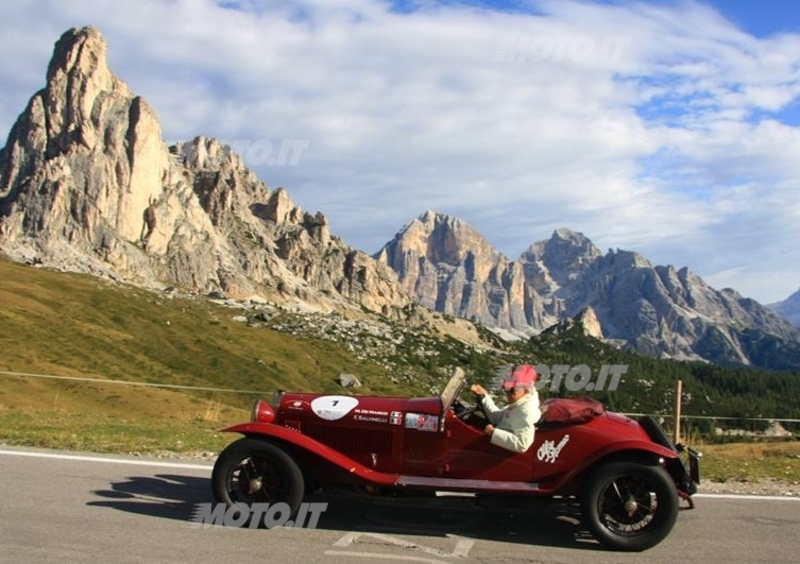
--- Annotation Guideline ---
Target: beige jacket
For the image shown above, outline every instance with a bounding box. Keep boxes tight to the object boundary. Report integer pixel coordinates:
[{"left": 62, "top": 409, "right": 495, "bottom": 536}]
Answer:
[{"left": 479, "top": 391, "right": 542, "bottom": 453}]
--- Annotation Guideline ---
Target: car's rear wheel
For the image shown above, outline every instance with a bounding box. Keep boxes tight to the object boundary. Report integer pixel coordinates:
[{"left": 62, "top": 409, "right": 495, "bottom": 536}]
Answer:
[
  {"left": 580, "top": 461, "right": 678, "bottom": 551},
  {"left": 212, "top": 438, "right": 304, "bottom": 527}
]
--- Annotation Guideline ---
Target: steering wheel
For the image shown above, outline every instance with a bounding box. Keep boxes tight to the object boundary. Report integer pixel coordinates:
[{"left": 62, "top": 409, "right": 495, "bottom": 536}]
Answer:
[
  {"left": 452, "top": 397, "right": 489, "bottom": 424},
  {"left": 451, "top": 398, "right": 476, "bottom": 419}
]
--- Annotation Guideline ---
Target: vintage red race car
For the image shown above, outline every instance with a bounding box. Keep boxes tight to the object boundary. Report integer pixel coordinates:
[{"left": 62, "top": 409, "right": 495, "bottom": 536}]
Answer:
[{"left": 211, "top": 368, "right": 700, "bottom": 551}]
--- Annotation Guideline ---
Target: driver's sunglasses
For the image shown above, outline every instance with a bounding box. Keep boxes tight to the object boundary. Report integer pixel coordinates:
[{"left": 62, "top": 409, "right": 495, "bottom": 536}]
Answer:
[{"left": 502, "top": 386, "right": 518, "bottom": 394}]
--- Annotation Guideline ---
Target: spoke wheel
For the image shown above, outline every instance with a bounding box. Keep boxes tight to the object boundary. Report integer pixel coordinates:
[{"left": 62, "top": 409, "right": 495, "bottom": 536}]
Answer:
[
  {"left": 581, "top": 461, "right": 678, "bottom": 551},
  {"left": 212, "top": 438, "right": 304, "bottom": 526}
]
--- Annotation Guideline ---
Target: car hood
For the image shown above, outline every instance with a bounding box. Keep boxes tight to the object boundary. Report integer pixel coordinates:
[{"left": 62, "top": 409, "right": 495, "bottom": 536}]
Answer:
[{"left": 276, "top": 392, "right": 441, "bottom": 425}]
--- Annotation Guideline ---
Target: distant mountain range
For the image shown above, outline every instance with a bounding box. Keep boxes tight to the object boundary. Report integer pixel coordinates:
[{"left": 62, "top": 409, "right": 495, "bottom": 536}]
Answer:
[
  {"left": 2, "top": 26, "right": 800, "bottom": 370},
  {"left": 375, "top": 211, "right": 800, "bottom": 369},
  {"left": 770, "top": 289, "right": 800, "bottom": 329}
]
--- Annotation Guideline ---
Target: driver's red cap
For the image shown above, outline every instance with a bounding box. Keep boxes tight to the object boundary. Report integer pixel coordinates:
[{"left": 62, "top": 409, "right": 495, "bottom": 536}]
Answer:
[{"left": 502, "top": 364, "right": 537, "bottom": 390}]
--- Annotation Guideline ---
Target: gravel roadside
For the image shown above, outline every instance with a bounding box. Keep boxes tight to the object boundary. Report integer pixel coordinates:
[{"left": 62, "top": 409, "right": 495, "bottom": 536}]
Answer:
[{"left": 698, "top": 478, "right": 800, "bottom": 496}]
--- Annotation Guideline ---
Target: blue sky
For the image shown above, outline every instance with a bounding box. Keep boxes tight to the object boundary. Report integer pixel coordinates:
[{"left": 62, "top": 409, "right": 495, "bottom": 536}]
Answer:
[
  {"left": 705, "top": 0, "right": 800, "bottom": 36},
  {"left": 1, "top": 0, "right": 800, "bottom": 304},
  {"left": 472, "top": 0, "right": 800, "bottom": 36}
]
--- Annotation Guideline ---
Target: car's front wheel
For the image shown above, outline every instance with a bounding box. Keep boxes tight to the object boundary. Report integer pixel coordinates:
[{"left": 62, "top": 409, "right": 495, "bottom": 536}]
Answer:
[
  {"left": 212, "top": 438, "right": 304, "bottom": 526},
  {"left": 580, "top": 461, "right": 679, "bottom": 551}
]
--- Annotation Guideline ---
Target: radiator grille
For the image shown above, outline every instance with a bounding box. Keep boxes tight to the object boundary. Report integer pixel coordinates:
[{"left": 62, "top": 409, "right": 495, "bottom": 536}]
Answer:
[{"left": 302, "top": 423, "right": 393, "bottom": 455}]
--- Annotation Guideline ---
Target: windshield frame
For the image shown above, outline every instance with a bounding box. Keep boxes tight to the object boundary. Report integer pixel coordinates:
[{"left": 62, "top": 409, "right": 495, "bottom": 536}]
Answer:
[{"left": 439, "top": 367, "right": 467, "bottom": 412}]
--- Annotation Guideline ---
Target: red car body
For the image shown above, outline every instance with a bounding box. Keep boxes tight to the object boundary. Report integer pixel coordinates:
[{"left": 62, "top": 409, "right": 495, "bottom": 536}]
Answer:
[{"left": 212, "top": 369, "right": 700, "bottom": 551}]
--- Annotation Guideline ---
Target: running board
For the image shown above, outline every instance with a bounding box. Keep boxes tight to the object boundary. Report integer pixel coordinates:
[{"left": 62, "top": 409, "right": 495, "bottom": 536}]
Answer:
[{"left": 396, "top": 476, "right": 540, "bottom": 492}]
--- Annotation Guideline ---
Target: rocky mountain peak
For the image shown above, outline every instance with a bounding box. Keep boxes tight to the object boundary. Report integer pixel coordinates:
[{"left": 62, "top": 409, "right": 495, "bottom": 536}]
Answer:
[
  {"left": 0, "top": 25, "right": 169, "bottom": 253},
  {"left": 382, "top": 210, "right": 501, "bottom": 267},
  {"left": 524, "top": 228, "right": 602, "bottom": 265},
  {"left": 0, "top": 26, "right": 409, "bottom": 315},
  {"left": 47, "top": 26, "right": 106, "bottom": 79},
  {"left": 417, "top": 208, "right": 444, "bottom": 225},
  {"left": 519, "top": 229, "right": 603, "bottom": 300},
  {"left": 553, "top": 227, "right": 590, "bottom": 244},
  {"left": 375, "top": 211, "right": 535, "bottom": 328},
  {"left": 43, "top": 27, "right": 134, "bottom": 153}
]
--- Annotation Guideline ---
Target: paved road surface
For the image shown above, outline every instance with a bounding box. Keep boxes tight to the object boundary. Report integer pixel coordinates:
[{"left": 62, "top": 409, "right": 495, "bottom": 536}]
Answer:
[{"left": 1, "top": 447, "right": 798, "bottom": 563}]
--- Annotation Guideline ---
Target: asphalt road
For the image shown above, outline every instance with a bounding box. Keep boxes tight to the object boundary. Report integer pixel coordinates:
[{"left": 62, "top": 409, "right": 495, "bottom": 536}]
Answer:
[{"left": 1, "top": 446, "right": 799, "bottom": 564}]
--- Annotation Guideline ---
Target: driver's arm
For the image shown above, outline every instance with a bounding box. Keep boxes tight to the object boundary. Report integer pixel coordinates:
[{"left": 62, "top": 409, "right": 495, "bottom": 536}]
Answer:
[{"left": 475, "top": 393, "right": 504, "bottom": 426}]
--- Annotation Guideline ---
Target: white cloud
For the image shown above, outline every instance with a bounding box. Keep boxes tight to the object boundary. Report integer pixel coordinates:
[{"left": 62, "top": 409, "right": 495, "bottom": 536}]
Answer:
[{"left": 2, "top": 0, "right": 800, "bottom": 303}]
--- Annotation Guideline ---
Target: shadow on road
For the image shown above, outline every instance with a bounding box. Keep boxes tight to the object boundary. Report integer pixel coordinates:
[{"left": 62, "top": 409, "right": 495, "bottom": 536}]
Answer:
[
  {"left": 88, "top": 474, "right": 209, "bottom": 522},
  {"left": 309, "top": 490, "right": 604, "bottom": 551},
  {"left": 87, "top": 476, "right": 603, "bottom": 551}
]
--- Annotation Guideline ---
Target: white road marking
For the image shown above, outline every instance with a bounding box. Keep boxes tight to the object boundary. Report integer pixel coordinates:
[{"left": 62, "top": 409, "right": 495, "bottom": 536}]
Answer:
[
  {"left": 328, "top": 531, "right": 474, "bottom": 563},
  {"left": 324, "top": 551, "right": 457, "bottom": 564},
  {"left": 694, "top": 493, "right": 800, "bottom": 502},
  {"left": 0, "top": 448, "right": 212, "bottom": 470}
]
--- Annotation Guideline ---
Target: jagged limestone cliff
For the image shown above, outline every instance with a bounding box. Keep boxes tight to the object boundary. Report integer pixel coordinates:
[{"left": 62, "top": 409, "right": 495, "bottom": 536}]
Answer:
[
  {"left": 375, "top": 210, "right": 548, "bottom": 329},
  {"left": 0, "top": 27, "right": 408, "bottom": 314}
]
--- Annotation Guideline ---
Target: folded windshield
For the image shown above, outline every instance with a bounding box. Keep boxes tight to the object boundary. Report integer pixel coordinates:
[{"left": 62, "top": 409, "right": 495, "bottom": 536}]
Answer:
[{"left": 439, "top": 367, "right": 467, "bottom": 411}]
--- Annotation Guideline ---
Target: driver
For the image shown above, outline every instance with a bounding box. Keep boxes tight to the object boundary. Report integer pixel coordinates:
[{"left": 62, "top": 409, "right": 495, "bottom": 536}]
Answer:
[{"left": 470, "top": 364, "right": 541, "bottom": 453}]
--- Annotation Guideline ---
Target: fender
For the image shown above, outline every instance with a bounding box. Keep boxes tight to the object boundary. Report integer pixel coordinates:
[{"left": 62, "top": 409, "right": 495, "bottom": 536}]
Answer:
[
  {"left": 221, "top": 422, "right": 401, "bottom": 487},
  {"left": 540, "top": 438, "right": 680, "bottom": 494}
]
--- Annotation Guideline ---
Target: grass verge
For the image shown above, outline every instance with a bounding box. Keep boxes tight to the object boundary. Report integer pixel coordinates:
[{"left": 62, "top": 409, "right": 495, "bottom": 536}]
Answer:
[{"left": 695, "top": 441, "right": 800, "bottom": 483}]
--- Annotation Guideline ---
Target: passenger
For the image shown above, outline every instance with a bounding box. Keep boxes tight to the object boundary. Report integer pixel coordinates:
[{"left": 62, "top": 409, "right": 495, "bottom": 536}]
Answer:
[{"left": 470, "top": 365, "right": 542, "bottom": 453}]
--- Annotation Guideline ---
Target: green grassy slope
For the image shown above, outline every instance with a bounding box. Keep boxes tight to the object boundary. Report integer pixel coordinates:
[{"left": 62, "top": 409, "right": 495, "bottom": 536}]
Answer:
[{"left": 0, "top": 256, "right": 411, "bottom": 451}]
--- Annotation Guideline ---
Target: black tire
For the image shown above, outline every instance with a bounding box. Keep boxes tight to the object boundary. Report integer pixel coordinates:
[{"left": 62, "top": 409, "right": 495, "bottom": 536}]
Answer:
[
  {"left": 580, "top": 461, "right": 679, "bottom": 551},
  {"left": 211, "top": 438, "right": 305, "bottom": 527}
]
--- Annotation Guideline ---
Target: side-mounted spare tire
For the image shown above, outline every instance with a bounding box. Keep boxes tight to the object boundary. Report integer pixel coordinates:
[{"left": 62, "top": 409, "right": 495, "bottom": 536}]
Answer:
[
  {"left": 211, "top": 437, "right": 305, "bottom": 527},
  {"left": 580, "top": 460, "right": 679, "bottom": 551}
]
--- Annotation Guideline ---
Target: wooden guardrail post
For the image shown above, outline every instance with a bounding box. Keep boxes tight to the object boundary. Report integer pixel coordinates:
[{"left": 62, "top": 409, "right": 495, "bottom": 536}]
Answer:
[{"left": 673, "top": 379, "right": 682, "bottom": 444}]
